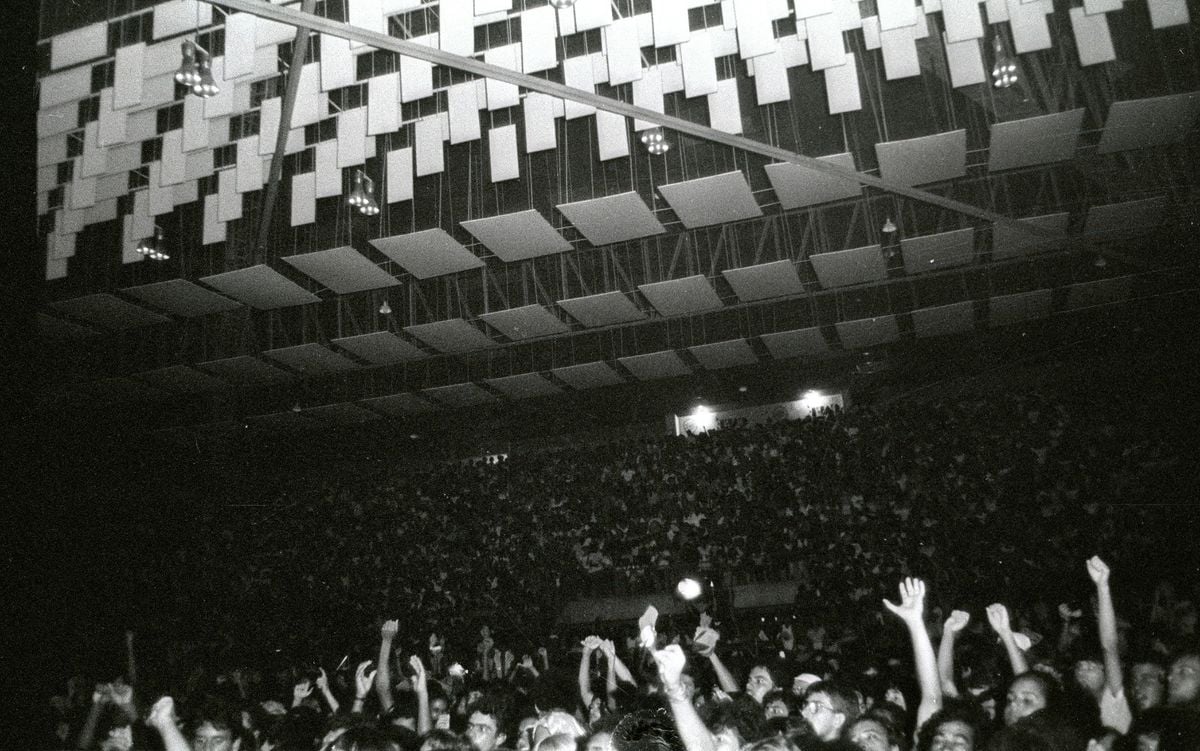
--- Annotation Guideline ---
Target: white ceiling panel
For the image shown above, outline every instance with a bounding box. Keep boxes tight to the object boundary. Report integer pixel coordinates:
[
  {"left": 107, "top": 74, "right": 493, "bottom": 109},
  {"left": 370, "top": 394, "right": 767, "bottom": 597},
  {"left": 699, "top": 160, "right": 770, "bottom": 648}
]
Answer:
[
  {"left": 479, "top": 304, "right": 571, "bottom": 340},
  {"left": 991, "top": 213, "right": 1069, "bottom": 260},
  {"left": 405, "top": 318, "right": 498, "bottom": 354},
  {"left": 900, "top": 227, "right": 976, "bottom": 274},
  {"left": 1063, "top": 276, "right": 1134, "bottom": 311},
  {"left": 689, "top": 339, "right": 758, "bottom": 369},
  {"left": 423, "top": 382, "right": 497, "bottom": 407},
  {"left": 763, "top": 153, "right": 862, "bottom": 209},
  {"left": 559, "top": 291, "right": 646, "bottom": 327},
  {"left": 618, "top": 350, "right": 692, "bottom": 380},
  {"left": 988, "top": 110, "right": 1084, "bottom": 171},
  {"left": 281, "top": 246, "right": 399, "bottom": 294},
  {"left": 486, "top": 372, "right": 562, "bottom": 399},
  {"left": 638, "top": 275, "right": 724, "bottom": 317},
  {"left": 989, "top": 289, "right": 1053, "bottom": 327},
  {"left": 875, "top": 130, "right": 967, "bottom": 186},
  {"left": 461, "top": 209, "right": 572, "bottom": 261},
  {"left": 556, "top": 192, "right": 666, "bottom": 246},
  {"left": 331, "top": 331, "right": 427, "bottom": 364},
  {"left": 835, "top": 315, "right": 900, "bottom": 349},
  {"left": 911, "top": 301, "right": 976, "bottom": 338},
  {"left": 658, "top": 171, "right": 762, "bottom": 229},
  {"left": 722, "top": 260, "right": 805, "bottom": 302},
  {"left": 370, "top": 228, "right": 485, "bottom": 280},
  {"left": 810, "top": 245, "right": 888, "bottom": 288},
  {"left": 198, "top": 355, "right": 294, "bottom": 384},
  {"left": 552, "top": 361, "right": 625, "bottom": 389},
  {"left": 122, "top": 279, "right": 242, "bottom": 317},
  {"left": 200, "top": 264, "right": 321, "bottom": 309},
  {"left": 1097, "top": 92, "right": 1200, "bottom": 154},
  {"left": 49, "top": 293, "right": 169, "bottom": 330},
  {"left": 263, "top": 343, "right": 360, "bottom": 374},
  {"left": 759, "top": 327, "right": 831, "bottom": 360}
]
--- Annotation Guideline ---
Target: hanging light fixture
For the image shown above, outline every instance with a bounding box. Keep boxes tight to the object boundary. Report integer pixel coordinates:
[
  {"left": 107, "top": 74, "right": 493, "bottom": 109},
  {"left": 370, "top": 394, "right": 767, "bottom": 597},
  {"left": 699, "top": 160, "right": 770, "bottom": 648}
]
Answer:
[
  {"left": 192, "top": 47, "right": 220, "bottom": 98},
  {"left": 640, "top": 127, "right": 671, "bottom": 155},
  {"left": 136, "top": 226, "right": 169, "bottom": 261},
  {"left": 379, "top": 299, "right": 392, "bottom": 315},
  {"left": 548, "top": 0, "right": 577, "bottom": 9},
  {"left": 175, "top": 40, "right": 202, "bottom": 87},
  {"left": 348, "top": 170, "right": 368, "bottom": 207},
  {"left": 349, "top": 170, "right": 380, "bottom": 215},
  {"left": 991, "top": 37, "right": 1018, "bottom": 89},
  {"left": 881, "top": 217, "right": 897, "bottom": 235},
  {"left": 1094, "top": 254, "right": 1108, "bottom": 268}
]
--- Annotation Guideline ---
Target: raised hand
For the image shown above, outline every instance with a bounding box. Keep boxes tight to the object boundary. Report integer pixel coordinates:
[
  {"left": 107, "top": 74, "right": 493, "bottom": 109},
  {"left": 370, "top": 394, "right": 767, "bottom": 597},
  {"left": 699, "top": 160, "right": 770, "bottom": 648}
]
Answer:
[
  {"left": 779, "top": 624, "right": 795, "bottom": 650},
  {"left": 986, "top": 603, "right": 1013, "bottom": 636},
  {"left": 146, "top": 696, "right": 176, "bottom": 729},
  {"left": 521, "top": 654, "right": 534, "bottom": 670},
  {"left": 354, "top": 661, "right": 376, "bottom": 699},
  {"left": 945, "top": 610, "right": 971, "bottom": 634},
  {"left": 381, "top": 619, "right": 399, "bottom": 641},
  {"left": 1086, "top": 556, "right": 1111, "bottom": 587},
  {"left": 883, "top": 577, "right": 927, "bottom": 624},
  {"left": 1058, "top": 603, "right": 1082, "bottom": 621},
  {"left": 293, "top": 680, "right": 314, "bottom": 703},
  {"left": 600, "top": 639, "right": 616, "bottom": 659},
  {"left": 92, "top": 683, "right": 111, "bottom": 705},
  {"left": 315, "top": 667, "right": 330, "bottom": 692},
  {"left": 409, "top": 655, "right": 427, "bottom": 690},
  {"left": 581, "top": 635, "right": 603, "bottom": 651},
  {"left": 652, "top": 644, "right": 686, "bottom": 687},
  {"left": 693, "top": 625, "right": 720, "bottom": 657}
]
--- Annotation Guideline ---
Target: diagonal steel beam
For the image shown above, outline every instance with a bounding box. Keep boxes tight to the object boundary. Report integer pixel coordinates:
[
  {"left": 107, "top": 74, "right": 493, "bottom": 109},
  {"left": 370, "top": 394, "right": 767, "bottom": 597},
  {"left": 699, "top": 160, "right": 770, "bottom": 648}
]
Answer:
[
  {"left": 215, "top": 0, "right": 1064, "bottom": 242},
  {"left": 254, "top": 0, "right": 317, "bottom": 263}
]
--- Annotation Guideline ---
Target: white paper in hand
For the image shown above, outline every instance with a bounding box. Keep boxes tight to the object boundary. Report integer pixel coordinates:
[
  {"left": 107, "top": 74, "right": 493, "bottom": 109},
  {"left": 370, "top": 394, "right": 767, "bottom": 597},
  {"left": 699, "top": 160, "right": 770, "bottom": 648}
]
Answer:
[
  {"left": 693, "top": 626, "right": 719, "bottom": 653},
  {"left": 638, "top": 605, "right": 659, "bottom": 649}
]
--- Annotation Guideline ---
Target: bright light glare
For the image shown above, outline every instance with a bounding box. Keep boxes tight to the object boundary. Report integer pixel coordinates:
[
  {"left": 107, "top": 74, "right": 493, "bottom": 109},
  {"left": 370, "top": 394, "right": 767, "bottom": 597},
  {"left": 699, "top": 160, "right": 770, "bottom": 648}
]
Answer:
[
  {"left": 692, "top": 405, "right": 716, "bottom": 431},
  {"left": 677, "top": 578, "right": 703, "bottom": 600}
]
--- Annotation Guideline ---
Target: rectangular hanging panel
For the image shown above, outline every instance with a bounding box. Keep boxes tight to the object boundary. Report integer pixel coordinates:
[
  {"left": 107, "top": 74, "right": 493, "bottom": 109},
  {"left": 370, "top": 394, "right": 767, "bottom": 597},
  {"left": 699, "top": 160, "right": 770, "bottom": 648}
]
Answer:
[
  {"left": 224, "top": 13, "right": 258, "bottom": 79},
  {"left": 881, "top": 25, "right": 921, "bottom": 79},
  {"left": 733, "top": 0, "right": 777, "bottom": 58},
  {"left": 113, "top": 43, "right": 146, "bottom": 110},
  {"left": 632, "top": 68, "right": 664, "bottom": 130},
  {"left": 315, "top": 140, "right": 341, "bottom": 197},
  {"left": 1069, "top": 7, "right": 1115, "bottom": 66},
  {"left": 236, "top": 136, "right": 263, "bottom": 193},
  {"left": 40, "top": 66, "right": 90, "bottom": 110},
  {"left": 606, "top": 18, "right": 644, "bottom": 85},
  {"left": 1148, "top": 0, "right": 1190, "bottom": 28},
  {"left": 290, "top": 64, "right": 322, "bottom": 128},
  {"left": 944, "top": 35, "right": 986, "bottom": 87},
  {"left": 523, "top": 6, "right": 559, "bottom": 73},
  {"left": 806, "top": 13, "right": 847, "bottom": 70},
  {"left": 321, "top": 35, "right": 356, "bottom": 91},
  {"left": 440, "top": 0, "right": 475, "bottom": 56},
  {"left": 877, "top": 0, "right": 917, "bottom": 30},
  {"left": 484, "top": 45, "right": 522, "bottom": 110},
  {"left": 562, "top": 56, "right": 597, "bottom": 119},
  {"left": 596, "top": 111, "right": 630, "bottom": 161},
  {"left": 259, "top": 98, "right": 281, "bottom": 154},
  {"left": 291, "top": 172, "right": 316, "bottom": 226},
  {"left": 337, "top": 109, "right": 368, "bottom": 167},
  {"left": 387, "top": 147, "right": 414, "bottom": 202},
  {"left": 1006, "top": 0, "right": 1052, "bottom": 53},
  {"left": 574, "top": 0, "right": 614, "bottom": 31},
  {"left": 942, "top": 0, "right": 984, "bottom": 42},
  {"left": 183, "top": 95, "right": 208, "bottom": 151},
  {"left": 489, "top": 125, "right": 520, "bottom": 182},
  {"left": 825, "top": 53, "right": 862, "bottom": 114},
  {"left": 97, "top": 89, "right": 128, "bottom": 147},
  {"left": 448, "top": 82, "right": 482, "bottom": 144},
  {"left": 160, "top": 130, "right": 186, "bottom": 186},
  {"left": 680, "top": 32, "right": 719, "bottom": 97},
  {"left": 368, "top": 73, "right": 400, "bottom": 135},
  {"left": 202, "top": 58, "right": 235, "bottom": 119},
  {"left": 752, "top": 49, "right": 790, "bottom": 104},
  {"left": 414, "top": 116, "right": 445, "bottom": 175},
  {"left": 708, "top": 78, "right": 744, "bottom": 133},
  {"left": 401, "top": 50, "right": 434, "bottom": 102},
  {"left": 50, "top": 22, "right": 107, "bottom": 70},
  {"left": 523, "top": 93, "right": 558, "bottom": 153}
]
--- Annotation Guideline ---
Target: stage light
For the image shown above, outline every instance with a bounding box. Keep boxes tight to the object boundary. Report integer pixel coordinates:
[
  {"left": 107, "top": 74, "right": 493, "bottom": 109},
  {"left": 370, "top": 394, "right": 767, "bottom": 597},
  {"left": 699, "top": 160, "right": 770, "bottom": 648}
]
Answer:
[
  {"left": 677, "top": 577, "right": 703, "bottom": 600},
  {"left": 691, "top": 405, "right": 716, "bottom": 431}
]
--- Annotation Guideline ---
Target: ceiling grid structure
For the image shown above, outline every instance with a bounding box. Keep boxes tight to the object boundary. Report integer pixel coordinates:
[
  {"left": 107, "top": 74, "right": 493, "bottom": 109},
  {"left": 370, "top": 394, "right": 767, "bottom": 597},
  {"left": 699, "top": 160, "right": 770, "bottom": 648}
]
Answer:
[{"left": 30, "top": 0, "right": 1200, "bottom": 427}]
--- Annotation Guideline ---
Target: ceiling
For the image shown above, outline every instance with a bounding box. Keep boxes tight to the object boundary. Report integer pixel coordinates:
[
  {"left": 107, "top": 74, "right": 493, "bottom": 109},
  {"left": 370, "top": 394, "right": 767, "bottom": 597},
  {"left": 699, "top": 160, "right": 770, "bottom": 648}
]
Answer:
[{"left": 32, "top": 0, "right": 1200, "bottom": 434}]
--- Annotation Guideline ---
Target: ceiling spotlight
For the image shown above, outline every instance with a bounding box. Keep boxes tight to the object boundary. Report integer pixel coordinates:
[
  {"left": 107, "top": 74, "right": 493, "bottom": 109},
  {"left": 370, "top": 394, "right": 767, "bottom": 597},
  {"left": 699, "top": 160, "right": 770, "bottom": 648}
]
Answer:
[
  {"left": 1094, "top": 254, "right": 1108, "bottom": 268},
  {"left": 136, "top": 226, "right": 169, "bottom": 261},
  {"left": 991, "top": 37, "right": 1018, "bottom": 89},
  {"left": 676, "top": 577, "right": 703, "bottom": 601},
  {"left": 349, "top": 169, "right": 380, "bottom": 215},
  {"left": 175, "top": 40, "right": 202, "bottom": 87},
  {"left": 192, "top": 47, "right": 220, "bottom": 98},
  {"left": 548, "top": 0, "right": 577, "bottom": 9},
  {"left": 379, "top": 299, "right": 392, "bottom": 315},
  {"left": 882, "top": 217, "right": 897, "bottom": 235},
  {"left": 640, "top": 127, "right": 671, "bottom": 155},
  {"left": 291, "top": 403, "right": 303, "bottom": 413}
]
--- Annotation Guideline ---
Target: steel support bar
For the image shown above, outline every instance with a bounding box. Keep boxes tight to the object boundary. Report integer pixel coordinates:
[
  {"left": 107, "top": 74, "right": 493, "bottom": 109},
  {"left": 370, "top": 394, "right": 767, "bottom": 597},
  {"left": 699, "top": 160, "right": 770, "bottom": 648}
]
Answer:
[{"left": 209, "top": 0, "right": 1061, "bottom": 242}]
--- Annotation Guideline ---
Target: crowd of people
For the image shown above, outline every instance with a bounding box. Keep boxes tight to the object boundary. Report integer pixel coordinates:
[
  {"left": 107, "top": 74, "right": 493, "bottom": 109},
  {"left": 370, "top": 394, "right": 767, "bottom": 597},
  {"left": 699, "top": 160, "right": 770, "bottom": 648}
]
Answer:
[{"left": 42, "top": 378, "right": 1199, "bottom": 751}]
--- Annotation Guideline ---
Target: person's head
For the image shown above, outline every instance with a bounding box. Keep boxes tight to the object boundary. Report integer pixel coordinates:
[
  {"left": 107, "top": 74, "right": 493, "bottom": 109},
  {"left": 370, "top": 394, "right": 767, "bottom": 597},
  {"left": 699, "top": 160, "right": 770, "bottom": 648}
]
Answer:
[
  {"left": 746, "top": 665, "right": 783, "bottom": 703},
  {"left": 1167, "top": 652, "right": 1200, "bottom": 706},
  {"left": 1130, "top": 660, "right": 1167, "bottom": 712},
  {"left": 802, "top": 681, "right": 859, "bottom": 742},
  {"left": 190, "top": 704, "right": 246, "bottom": 751},
  {"left": 611, "top": 708, "right": 684, "bottom": 751},
  {"left": 1071, "top": 653, "right": 1106, "bottom": 696},
  {"left": 421, "top": 729, "right": 472, "bottom": 751},
  {"left": 331, "top": 726, "right": 402, "bottom": 751},
  {"left": 1002, "top": 672, "right": 1057, "bottom": 726},
  {"left": 466, "top": 697, "right": 511, "bottom": 751},
  {"left": 916, "top": 702, "right": 989, "bottom": 751},
  {"left": 846, "top": 716, "right": 902, "bottom": 751},
  {"left": 534, "top": 733, "right": 577, "bottom": 751},
  {"left": 763, "top": 690, "right": 793, "bottom": 720},
  {"left": 701, "top": 695, "right": 768, "bottom": 751}
]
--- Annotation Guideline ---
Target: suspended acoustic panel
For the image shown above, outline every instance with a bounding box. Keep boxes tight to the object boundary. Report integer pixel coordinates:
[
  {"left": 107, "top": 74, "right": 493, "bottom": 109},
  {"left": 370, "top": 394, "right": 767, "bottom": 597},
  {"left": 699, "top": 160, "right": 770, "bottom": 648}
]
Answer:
[
  {"left": 370, "top": 228, "right": 485, "bottom": 280},
  {"left": 638, "top": 275, "right": 724, "bottom": 317},
  {"left": 423, "top": 382, "right": 497, "bottom": 407},
  {"left": 461, "top": 209, "right": 572, "bottom": 262},
  {"left": 361, "top": 392, "right": 436, "bottom": 416},
  {"left": 991, "top": 213, "right": 1069, "bottom": 260},
  {"left": 198, "top": 355, "right": 294, "bottom": 384},
  {"left": 331, "top": 332, "right": 427, "bottom": 365},
  {"left": 281, "top": 246, "right": 399, "bottom": 294},
  {"left": 810, "top": 245, "right": 887, "bottom": 288},
  {"left": 304, "top": 402, "right": 382, "bottom": 425},
  {"left": 49, "top": 293, "right": 169, "bottom": 330},
  {"left": 37, "top": 312, "right": 98, "bottom": 339},
  {"left": 658, "top": 171, "right": 763, "bottom": 229},
  {"left": 835, "top": 315, "right": 900, "bottom": 349},
  {"left": 552, "top": 361, "right": 625, "bottom": 389},
  {"left": 556, "top": 191, "right": 666, "bottom": 246},
  {"left": 759, "top": 326, "right": 832, "bottom": 360},
  {"left": 559, "top": 291, "right": 646, "bottom": 327},
  {"left": 689, "top": 339, "right": 758, "bottom": 369},
  {"left": 763, "top": 153, "right": 862, "bottom": 209},
  {"left": 200, "top": 265, "right": 321, "bottom": 310},
  {"left": 133, "top": 364, "right": 227, "bottom": 394},
  {"left": 263, "top": 343, "right": 360, "bottom": 374},
  {"left": 911, "top": 301, "right": 976, "bottom": 338},
  {"left": 1063, "top": 276, "right": 1134, "bottom": 311},
  {"left": 1097, "top": 92, "right": 1200, "bottom": 154},
  {"left": 122, "top": 279, "right": 242, "bottom": 317},
  {"left": 618, "top": 350, "right": 692, "bottom": 380},
  {"left": 722, "top": 260, "right": 806, "bottom": 302},
  {"left": 405, "top": 318, "right": 498, "bottom": 354},
  {"left": 479, "top": 304, "right": 571, "bottom": 340},
  {"left": 1084, "top": 197, "right": 1169, "bottom": 237},
  {"left": 988, "top": 109, "right": 1084, "bottom": 171},
  {"left": 486, "top": 372, "right": 562, "bottom": 399},
  {"left": 900, "top": 228, "right": 976, "bottom": 274},
  {"left": 875, "top": 130, "right": 967, "bottom": 186},
  {"left": 989, "top": 289, "right": 1053, "bottom": 327}
]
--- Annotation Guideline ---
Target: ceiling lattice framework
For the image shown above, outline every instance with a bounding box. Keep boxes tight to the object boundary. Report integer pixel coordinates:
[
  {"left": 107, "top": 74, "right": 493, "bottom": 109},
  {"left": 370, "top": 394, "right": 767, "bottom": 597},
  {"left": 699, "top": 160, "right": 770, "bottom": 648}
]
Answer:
[{"left": 33, "top": 0, "right": 1200, "bottom": 430}]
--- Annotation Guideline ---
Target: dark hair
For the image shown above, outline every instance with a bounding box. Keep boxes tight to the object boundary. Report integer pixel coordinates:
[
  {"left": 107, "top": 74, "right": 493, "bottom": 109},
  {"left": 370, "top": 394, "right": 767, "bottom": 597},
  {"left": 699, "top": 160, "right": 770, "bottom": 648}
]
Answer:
[
  {"left": 700, "top": 695, "right": 769, "bottom": 745},
  {"left": 804, "top": 681, "right": 860, "bottom": 724},
  {"left": 467, "top": 693, "right": 514, "bottom": 743},
  {"left": 422, "top": 729, "right": 473, "bottom": 751},
  {"left": 1008, "top": 671, "right": 1062, "bottom": 713},
  {"left": 334, "top": 725, "right": 402, "bottom": 751},
  {"left": 611, "top": 708, "right": 684, "bottom": 751},
  {"left": 915, "top": 700, "right": 989, "bottom": 751},
  {"left": 848, "top": 714, "right": 906, "bottom": 751}
]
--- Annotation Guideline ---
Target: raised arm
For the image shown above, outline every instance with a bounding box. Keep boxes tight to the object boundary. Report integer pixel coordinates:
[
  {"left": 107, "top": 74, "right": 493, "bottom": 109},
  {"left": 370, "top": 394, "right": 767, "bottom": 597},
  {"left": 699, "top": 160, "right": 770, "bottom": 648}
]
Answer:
[
  {"left": 578, "top": 636, "right": 599, "bottom": 710},
  {"left": 351, "top": 660, "right": 376, "bottom": 715},
  {"left": 147, "top": 696, "right": 190, "bottom": 751},
  {"left": 376, "top": 619, "right": 398, "bottom": 712},
  {"left": 76, "top": 685, "right": 107, "bottom": 751},
  {"left": 938, "top": 610, "right": 970, "bottom": 699},
  {"left": 1087, "top": 556, "right": 1124, "bottom": 695},
  {"left": 411, "top": 655, "right": 432, "bottom": 735},
  {"left": 653, "top": 646, "right": 715, "bottom": 751},
  {"left": 986, "top": 603, "right": 1029, "bottom": 676},
  {"left": 292, "top": 678, "right": 314, "bottom": 709},
  {"left": 600, "top": 640, "right": 619, "bottom": 711},
  {"left": 883, "top": 578, "right": 943, "bottom": 729},
  {"left": 696, "top": 629, "right": 739, "bottom": 694},
  {"left": 315, "top": 668, "right": 340, "bottom": 715}
]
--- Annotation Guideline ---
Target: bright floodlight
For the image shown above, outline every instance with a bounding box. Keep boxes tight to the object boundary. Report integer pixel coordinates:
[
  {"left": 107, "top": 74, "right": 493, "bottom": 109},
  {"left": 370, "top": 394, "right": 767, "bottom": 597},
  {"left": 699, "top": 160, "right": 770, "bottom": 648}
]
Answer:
[
  {"left": 677, "top": 578, "right": 703, "bottom": 600},
  {"left": 800, "top": 390, "right": 823, "bottom": 410},
  {"left": 691, "top": 405, "right": 716, "bottom": 431}
]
